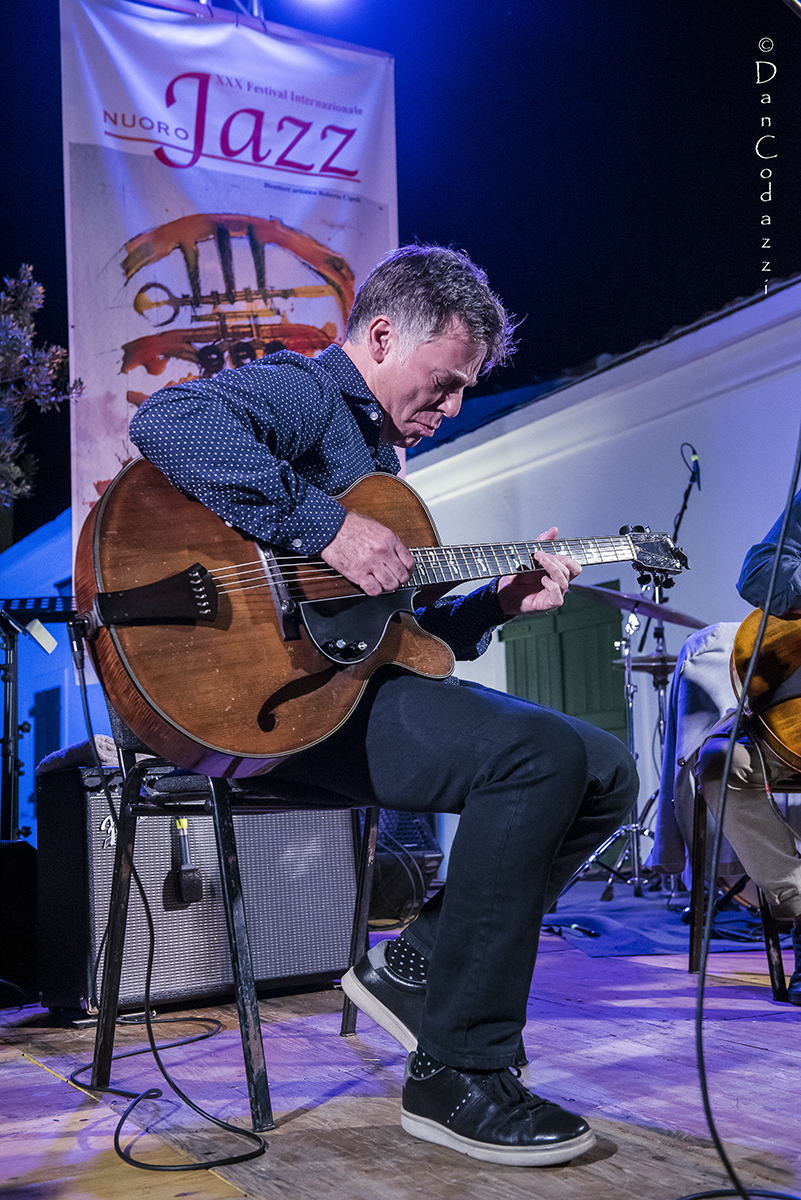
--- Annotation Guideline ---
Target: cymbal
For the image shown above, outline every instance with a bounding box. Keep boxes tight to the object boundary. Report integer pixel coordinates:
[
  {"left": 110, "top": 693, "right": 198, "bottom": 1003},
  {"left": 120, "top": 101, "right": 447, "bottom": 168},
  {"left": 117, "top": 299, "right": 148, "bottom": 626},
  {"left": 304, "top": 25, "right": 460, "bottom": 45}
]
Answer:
[
  {"left": 571, "top": 583, "right": 707, "bottom": 629},
  {"left": 613, "top": 654, "right": 678, "bottom": 675}
]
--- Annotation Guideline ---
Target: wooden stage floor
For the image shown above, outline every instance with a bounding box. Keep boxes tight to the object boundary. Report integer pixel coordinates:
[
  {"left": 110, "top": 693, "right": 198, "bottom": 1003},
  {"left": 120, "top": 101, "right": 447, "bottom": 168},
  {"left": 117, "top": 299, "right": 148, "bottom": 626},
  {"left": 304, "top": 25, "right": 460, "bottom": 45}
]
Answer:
[{"left": 2, "top": 933, "right": 800, "bottom": 1200}]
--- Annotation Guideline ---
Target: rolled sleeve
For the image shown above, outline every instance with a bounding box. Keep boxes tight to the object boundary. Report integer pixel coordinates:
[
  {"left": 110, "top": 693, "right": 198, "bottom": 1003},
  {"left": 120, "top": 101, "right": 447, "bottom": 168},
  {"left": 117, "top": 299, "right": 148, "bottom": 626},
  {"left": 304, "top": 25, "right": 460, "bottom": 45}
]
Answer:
[{"left": 737, "top": 492, "right": 801, "bottom": 617}]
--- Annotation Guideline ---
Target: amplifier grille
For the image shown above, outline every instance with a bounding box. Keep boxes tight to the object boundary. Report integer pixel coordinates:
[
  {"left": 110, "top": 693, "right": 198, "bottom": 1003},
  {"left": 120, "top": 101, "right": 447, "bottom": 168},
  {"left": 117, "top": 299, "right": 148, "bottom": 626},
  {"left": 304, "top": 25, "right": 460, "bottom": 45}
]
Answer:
[{"left": 38, "top": 767, "right": 358, "bottom": 1010}]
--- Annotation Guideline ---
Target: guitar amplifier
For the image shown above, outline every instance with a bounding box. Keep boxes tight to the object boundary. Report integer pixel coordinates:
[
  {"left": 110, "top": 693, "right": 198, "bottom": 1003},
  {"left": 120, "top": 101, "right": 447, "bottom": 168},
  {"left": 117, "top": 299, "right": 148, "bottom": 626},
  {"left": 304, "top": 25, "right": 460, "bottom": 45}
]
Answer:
[{"left": 36, "top": 765, "right": 358, "bottom": 1011}]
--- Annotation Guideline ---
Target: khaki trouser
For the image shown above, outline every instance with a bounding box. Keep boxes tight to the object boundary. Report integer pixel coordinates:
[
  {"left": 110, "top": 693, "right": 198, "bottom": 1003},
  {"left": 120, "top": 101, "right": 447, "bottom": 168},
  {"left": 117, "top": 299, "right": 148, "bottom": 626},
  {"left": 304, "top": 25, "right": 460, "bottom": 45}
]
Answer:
[{"left": 696, "top": 713, "right": 801, "bottom": 918}]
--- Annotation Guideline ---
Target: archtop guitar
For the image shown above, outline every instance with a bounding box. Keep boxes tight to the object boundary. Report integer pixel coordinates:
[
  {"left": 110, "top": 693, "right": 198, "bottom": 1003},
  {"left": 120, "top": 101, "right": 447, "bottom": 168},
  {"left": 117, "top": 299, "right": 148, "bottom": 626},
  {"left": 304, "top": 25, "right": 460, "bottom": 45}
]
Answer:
[
  {"left": 732, "top": 609, "right": 801, "bottom": 773},
  {"left": 75, "top": 457, "right": 687, "bottom": 778}
]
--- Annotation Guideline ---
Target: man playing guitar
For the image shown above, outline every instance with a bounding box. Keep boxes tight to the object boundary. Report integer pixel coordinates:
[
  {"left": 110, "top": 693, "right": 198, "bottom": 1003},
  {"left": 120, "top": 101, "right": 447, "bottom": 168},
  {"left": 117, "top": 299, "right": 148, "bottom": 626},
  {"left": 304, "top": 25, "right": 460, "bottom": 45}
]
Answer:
[{"left": 129, "top": 244, "right": 638, "bottom": 1166}]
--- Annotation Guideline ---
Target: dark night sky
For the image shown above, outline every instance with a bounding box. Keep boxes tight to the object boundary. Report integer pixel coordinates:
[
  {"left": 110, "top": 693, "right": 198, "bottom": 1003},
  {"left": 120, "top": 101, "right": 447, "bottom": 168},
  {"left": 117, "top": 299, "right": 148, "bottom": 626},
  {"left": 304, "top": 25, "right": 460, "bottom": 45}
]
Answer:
[{"left": 2, "top": 0, "right": 801, "bottom": 539}]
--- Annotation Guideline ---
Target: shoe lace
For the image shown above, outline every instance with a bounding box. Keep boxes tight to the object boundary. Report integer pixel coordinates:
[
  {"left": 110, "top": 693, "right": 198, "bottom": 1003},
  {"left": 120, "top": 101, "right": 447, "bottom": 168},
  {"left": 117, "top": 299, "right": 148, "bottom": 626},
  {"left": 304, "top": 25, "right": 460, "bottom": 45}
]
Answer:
[{"left": 487, "top": 1066, "right": 546, "bottom": 1113}]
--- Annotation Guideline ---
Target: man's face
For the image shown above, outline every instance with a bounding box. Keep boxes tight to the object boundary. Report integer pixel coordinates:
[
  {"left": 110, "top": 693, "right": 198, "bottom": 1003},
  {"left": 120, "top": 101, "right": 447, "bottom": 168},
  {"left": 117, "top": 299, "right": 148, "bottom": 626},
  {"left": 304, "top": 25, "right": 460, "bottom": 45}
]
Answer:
[{"left": 375, "top": 324, "right": 486, "bottom": 448}]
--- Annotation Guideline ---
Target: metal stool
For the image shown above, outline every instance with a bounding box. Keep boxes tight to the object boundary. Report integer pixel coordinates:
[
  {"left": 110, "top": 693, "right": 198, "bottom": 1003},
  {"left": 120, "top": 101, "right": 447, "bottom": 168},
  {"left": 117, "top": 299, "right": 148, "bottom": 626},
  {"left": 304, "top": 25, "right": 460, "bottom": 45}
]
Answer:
[{"left": 90, "top": 713, "right": 379, "bottom": 1131}]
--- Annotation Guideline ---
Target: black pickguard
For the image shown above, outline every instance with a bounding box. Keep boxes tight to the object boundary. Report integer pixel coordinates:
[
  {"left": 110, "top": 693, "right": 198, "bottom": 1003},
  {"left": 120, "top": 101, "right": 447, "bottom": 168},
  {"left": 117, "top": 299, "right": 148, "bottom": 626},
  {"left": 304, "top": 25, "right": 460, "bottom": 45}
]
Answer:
[{"left": 300, "top": 588, "right": 418, "bottom": 663}]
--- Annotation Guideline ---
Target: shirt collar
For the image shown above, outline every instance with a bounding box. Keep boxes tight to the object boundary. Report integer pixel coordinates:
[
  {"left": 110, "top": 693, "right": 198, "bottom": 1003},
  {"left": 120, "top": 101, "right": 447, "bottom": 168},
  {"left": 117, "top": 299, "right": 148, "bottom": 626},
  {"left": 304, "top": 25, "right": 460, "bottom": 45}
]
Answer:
[{"left": 317, "top": 343, "right": 377, "bottom": 407}]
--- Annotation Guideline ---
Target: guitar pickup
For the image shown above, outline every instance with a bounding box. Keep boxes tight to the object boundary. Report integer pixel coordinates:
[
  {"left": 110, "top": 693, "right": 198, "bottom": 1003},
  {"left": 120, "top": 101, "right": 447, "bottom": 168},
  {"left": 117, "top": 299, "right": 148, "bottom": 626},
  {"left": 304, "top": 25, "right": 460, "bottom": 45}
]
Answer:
[{"left": 94, "top": 563, "right": 218, "bottom": 628}]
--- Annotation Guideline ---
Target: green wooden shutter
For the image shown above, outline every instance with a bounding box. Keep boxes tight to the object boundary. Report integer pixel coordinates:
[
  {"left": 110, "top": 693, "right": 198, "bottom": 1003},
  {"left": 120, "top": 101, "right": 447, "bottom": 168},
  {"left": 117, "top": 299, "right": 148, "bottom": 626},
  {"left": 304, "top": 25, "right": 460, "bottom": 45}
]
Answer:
[{"left": 499, "top": 584, "right": 627, "bottom": 742}]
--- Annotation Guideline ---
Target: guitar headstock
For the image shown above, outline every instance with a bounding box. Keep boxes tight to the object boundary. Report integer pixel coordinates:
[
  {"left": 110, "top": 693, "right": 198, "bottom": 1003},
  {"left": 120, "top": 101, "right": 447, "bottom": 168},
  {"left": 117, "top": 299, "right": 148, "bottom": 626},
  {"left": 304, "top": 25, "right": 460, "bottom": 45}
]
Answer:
[{"left": 623, "top": 527, "right": 689, "bottom": 588}]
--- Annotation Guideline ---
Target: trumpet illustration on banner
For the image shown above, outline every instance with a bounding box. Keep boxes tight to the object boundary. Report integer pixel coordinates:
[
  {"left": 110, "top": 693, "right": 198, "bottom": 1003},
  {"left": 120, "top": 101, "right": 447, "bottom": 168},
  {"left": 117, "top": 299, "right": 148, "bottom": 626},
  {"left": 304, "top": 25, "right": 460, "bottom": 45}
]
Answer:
[{"left": 120, "top": 213, "right": 355, "bottom": 395}]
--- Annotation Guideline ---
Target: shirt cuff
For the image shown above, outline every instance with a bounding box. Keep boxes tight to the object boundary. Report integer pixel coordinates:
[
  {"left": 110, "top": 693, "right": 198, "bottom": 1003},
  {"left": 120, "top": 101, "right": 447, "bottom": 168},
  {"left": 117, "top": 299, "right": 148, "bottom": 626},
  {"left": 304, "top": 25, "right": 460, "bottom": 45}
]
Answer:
[{"left": 272, "top": 489, "right": 348, "bottom": 554}]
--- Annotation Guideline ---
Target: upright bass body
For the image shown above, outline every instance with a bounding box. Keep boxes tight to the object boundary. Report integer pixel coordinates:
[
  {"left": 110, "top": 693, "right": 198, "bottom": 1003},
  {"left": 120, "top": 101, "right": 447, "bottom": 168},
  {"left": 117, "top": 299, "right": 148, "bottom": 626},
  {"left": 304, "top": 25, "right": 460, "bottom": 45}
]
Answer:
[{"left": 74, "top": 458, "right": 454, "bottom": 777}]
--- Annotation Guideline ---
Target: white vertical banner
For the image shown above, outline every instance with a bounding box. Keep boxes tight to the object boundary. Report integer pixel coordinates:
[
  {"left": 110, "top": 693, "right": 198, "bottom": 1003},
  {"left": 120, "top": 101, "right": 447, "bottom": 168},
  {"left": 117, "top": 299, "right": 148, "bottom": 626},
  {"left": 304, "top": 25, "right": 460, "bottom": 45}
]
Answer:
[{"left": 60, "top": 0, "right": 397, "bottom": 548}]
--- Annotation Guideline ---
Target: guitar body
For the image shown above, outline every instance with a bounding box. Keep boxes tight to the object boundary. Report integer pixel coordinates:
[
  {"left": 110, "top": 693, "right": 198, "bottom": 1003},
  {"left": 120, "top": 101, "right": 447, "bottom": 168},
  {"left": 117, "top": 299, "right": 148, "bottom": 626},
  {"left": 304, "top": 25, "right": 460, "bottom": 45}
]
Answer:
[
  {"left": 74, "top": 459, "right": 454, "bottom": 777},
  {"left": 731, "top": 608, "right": 801, "bottom": 772}
]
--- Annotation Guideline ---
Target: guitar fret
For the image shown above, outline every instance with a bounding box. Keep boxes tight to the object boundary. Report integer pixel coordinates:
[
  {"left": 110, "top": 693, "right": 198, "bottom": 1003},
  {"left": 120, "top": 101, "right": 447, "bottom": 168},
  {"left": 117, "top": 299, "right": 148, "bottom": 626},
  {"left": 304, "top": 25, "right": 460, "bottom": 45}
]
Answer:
[
  {"left": 443, "top": 547, "right": 459, "bottom": 580},
  {"left": 579, "top": 538, "right": 603, "bottom": 566},
  {"left": 412, "top": 548, "right": 434, "bottom": 586},
  {"left": 409, "top": 532, "right": 676, "bottom": 586},
  {"left": 503, "top": 544, "right": 525, "bottom": 573},
  {"left": 473, "top": 548, "right": 491, "bottom": 576}
]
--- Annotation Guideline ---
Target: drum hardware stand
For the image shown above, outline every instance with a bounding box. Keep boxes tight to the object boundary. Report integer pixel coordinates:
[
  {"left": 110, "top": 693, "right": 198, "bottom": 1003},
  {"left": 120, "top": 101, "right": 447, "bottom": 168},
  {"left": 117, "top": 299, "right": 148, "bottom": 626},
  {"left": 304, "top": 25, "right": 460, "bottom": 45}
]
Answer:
[
  {"left": 598, "top": 593, "right": 674, "bottom": 900},
  {"left": 556, "top": 445, "right": 701, "bottom": 907}
]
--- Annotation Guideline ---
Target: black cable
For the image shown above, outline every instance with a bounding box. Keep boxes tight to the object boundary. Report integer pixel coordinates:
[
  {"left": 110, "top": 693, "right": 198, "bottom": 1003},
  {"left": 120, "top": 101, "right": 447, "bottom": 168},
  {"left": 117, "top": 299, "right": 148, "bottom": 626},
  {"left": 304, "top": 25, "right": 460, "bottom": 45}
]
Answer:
[
  {"left": 69, "top": 648, "right": 266, "bottom": 1170},
  {"left": 374, "top": 823, "right": 427, "bottom": 923},
  {"left": 676, "top": 1191, "right": 800, "bottom": 1200},
  {"left": 70, "top": 1014, "right": 223, "bottom": 1088},
  {"left": 672, "top": 424, "right": 801, "bottom": 1200}
]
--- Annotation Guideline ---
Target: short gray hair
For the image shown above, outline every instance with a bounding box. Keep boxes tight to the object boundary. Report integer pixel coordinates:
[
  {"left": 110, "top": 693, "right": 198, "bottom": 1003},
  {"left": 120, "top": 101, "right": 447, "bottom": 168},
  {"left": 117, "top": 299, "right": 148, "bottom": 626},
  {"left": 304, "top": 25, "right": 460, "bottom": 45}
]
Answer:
[{"left": 346, "top": 244, "right": 516, "bottom": 373}]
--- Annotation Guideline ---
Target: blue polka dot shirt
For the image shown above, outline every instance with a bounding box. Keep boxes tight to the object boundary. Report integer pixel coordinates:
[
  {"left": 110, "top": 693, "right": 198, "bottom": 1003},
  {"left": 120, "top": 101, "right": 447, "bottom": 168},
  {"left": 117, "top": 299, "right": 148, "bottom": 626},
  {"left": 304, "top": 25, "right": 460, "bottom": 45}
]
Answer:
[{"left": 129, "top": 345, "right": 507, "bottom": 661}]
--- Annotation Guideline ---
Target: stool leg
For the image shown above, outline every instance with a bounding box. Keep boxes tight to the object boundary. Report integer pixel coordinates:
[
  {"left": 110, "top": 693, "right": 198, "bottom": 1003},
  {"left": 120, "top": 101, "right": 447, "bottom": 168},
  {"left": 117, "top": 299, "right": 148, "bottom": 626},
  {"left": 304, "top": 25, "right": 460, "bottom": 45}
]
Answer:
[
  {"left": 757, "top": 888, "right": 789, "bottom": 1002},
  {"left": 341, "top": 805, "right": 380, "bottom": 1036},
  {"left": 91, "top": 803, "right": 137, "bottom": 1089},
  {"left": 689, "top": 786, "right": 707, "bottom": 974},
  {"left": 209, "top": 780, "right": 274, "bottom": 1132}
]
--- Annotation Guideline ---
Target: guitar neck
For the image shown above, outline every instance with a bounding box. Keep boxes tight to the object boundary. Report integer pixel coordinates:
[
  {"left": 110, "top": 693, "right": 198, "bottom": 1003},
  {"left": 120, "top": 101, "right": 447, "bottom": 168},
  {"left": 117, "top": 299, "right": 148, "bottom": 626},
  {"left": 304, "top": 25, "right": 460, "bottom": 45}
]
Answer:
[{"left": 409, "top": 535, "right": 637, "bottom": 588}]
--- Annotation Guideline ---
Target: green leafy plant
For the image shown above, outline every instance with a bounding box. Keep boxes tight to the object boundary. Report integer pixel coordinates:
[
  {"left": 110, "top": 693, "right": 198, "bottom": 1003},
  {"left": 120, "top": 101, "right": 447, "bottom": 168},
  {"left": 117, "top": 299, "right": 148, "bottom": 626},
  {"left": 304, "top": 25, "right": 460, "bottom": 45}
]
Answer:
[{"left": 0, "top": 265, "right": 82, "bottom": 503}]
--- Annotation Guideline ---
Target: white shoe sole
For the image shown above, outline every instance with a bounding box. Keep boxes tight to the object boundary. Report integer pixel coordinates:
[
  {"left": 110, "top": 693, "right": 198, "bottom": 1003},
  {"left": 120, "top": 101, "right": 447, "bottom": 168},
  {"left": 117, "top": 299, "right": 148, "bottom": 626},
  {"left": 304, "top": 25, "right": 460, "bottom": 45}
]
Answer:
[
  {"left": 400, "top": 1109, "right": 596, "bottom": 1166},
  {"left": 341, "top": 962, "right": 418, "bottom": 1052}
]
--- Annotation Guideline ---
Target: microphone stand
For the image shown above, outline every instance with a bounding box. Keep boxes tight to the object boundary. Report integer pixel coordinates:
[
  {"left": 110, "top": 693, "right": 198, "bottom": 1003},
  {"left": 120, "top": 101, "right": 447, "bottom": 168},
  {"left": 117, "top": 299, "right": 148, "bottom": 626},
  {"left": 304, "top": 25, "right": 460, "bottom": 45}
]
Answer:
[{"left": 621, "top": 444, "right": 699, "bottom": 893}]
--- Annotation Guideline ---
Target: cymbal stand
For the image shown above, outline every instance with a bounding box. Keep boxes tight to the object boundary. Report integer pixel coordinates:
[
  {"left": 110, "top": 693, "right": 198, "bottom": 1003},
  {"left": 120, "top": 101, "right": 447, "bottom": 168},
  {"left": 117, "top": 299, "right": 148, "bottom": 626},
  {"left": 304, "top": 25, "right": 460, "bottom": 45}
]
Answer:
[
  {"left": 596, "top": 588, "right": 674, "bottom": 899},
  {"left": 644, "top": 582, "right": 671, "bottom": 761},
  {"left": 603, "top": 610, "right": 649, "bottom": 897}
]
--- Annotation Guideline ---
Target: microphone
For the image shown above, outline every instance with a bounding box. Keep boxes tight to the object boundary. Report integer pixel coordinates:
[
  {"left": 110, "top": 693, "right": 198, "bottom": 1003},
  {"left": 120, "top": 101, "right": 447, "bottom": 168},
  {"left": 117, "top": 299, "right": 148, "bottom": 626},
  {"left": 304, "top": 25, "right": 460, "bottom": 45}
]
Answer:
[{"left": 681, "top": 442, "right": 700, "bottom": 491}]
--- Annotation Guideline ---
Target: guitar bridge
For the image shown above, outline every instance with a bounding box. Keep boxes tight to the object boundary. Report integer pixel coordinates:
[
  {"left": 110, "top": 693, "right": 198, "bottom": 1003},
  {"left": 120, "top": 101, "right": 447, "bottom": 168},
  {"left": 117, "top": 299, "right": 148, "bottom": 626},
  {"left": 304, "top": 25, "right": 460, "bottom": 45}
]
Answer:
[
  {"left": 257, "top": 545, "right": 301, "bottom": 640},
  {"left": 94, "top": 563, "right": 218, "bottom": 627}
]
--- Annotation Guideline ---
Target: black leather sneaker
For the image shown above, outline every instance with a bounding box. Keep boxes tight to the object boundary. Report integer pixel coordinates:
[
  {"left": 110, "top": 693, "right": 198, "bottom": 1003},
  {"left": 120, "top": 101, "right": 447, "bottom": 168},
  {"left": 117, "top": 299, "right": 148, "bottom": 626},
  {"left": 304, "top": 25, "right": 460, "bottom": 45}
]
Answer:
[
  {"left": 401, "top": 1057, "right": 595, "bottom": 1166},
  {"left": 342, "top": 940, "right": 529, "bottom": 1066},
  {"left": 341, "top": 940, "right": 422, "bottom": 1051}
]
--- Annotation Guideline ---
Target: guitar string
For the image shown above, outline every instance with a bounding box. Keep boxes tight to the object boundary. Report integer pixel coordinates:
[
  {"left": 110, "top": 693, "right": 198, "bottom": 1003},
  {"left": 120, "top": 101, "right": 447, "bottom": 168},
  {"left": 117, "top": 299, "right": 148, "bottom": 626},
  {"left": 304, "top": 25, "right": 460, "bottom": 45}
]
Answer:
[
  {"left": 209, "top": 542, "right": 640, "bottom": 589},
  {"left": 206, "top": 537, "right": 647, "bottom": 600},
  {"left": 207, "top": 536, "right": 641, "bottom": 584},
  {"left": 210, "top": 539, "right": 641, "bottom": 580}
]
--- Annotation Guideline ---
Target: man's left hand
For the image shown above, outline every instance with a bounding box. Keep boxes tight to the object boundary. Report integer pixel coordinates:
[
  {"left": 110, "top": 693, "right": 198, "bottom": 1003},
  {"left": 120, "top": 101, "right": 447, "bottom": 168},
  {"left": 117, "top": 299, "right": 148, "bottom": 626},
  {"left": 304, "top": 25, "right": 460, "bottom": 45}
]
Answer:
[{"left": 495, "top": 526, "right": 582, "bottom": 617}]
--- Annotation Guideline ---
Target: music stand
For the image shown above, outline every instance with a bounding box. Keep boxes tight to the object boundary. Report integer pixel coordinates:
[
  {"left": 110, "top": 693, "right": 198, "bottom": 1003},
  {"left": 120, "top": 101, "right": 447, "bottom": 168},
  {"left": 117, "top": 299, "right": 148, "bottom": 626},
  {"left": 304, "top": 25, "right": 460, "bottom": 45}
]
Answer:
[{"left": 0, "top": 598, "right": 79, "bottom": 841}]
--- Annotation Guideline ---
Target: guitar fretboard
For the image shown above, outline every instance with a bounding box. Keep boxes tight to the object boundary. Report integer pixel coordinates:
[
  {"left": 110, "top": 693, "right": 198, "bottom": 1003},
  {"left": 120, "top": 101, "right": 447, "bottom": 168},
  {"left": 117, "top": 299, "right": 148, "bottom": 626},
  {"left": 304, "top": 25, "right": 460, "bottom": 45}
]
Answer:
[{"left": 409, "top": 536, "right": 635, "bottom": 587}]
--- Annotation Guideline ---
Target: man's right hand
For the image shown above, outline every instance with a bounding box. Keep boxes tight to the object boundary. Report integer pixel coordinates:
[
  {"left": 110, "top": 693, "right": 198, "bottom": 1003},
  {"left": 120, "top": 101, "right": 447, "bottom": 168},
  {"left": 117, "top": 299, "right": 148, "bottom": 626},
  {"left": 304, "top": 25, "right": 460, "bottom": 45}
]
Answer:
[{"left": 320, "top": 511, "right": 415, "bottom": 596}]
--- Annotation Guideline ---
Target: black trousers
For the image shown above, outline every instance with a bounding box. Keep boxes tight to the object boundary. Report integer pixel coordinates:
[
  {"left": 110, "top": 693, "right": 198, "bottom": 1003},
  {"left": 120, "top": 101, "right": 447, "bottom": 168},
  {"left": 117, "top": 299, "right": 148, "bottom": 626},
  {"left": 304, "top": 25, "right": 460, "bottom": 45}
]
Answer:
[{"left": 271, "top": 669, "right": 638, "bottom": 1071}]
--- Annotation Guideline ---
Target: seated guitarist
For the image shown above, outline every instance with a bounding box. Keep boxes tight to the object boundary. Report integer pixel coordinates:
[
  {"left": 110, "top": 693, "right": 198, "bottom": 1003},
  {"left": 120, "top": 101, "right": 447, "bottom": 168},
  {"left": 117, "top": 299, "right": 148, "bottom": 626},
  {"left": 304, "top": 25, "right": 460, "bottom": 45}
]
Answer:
[
  {"left": 129, "top": 244, "right": 638, "bottom": 1167},
  {"left": 696, "top": 489, "right": 801, "bottom": 1003}
]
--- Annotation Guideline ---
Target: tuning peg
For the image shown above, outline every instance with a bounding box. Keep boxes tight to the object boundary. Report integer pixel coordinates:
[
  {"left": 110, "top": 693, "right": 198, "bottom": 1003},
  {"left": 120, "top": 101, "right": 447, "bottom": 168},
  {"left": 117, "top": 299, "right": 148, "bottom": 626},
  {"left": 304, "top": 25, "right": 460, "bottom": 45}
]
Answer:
[
  {"left": 662, "top": 578, "right": 676, "bottom": 589},
  {"left": 637, "top": 573, "right": 651, "bottom": 586},
  {"left": 619, "top": 525, "right": 633, "bottom": 535}
]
